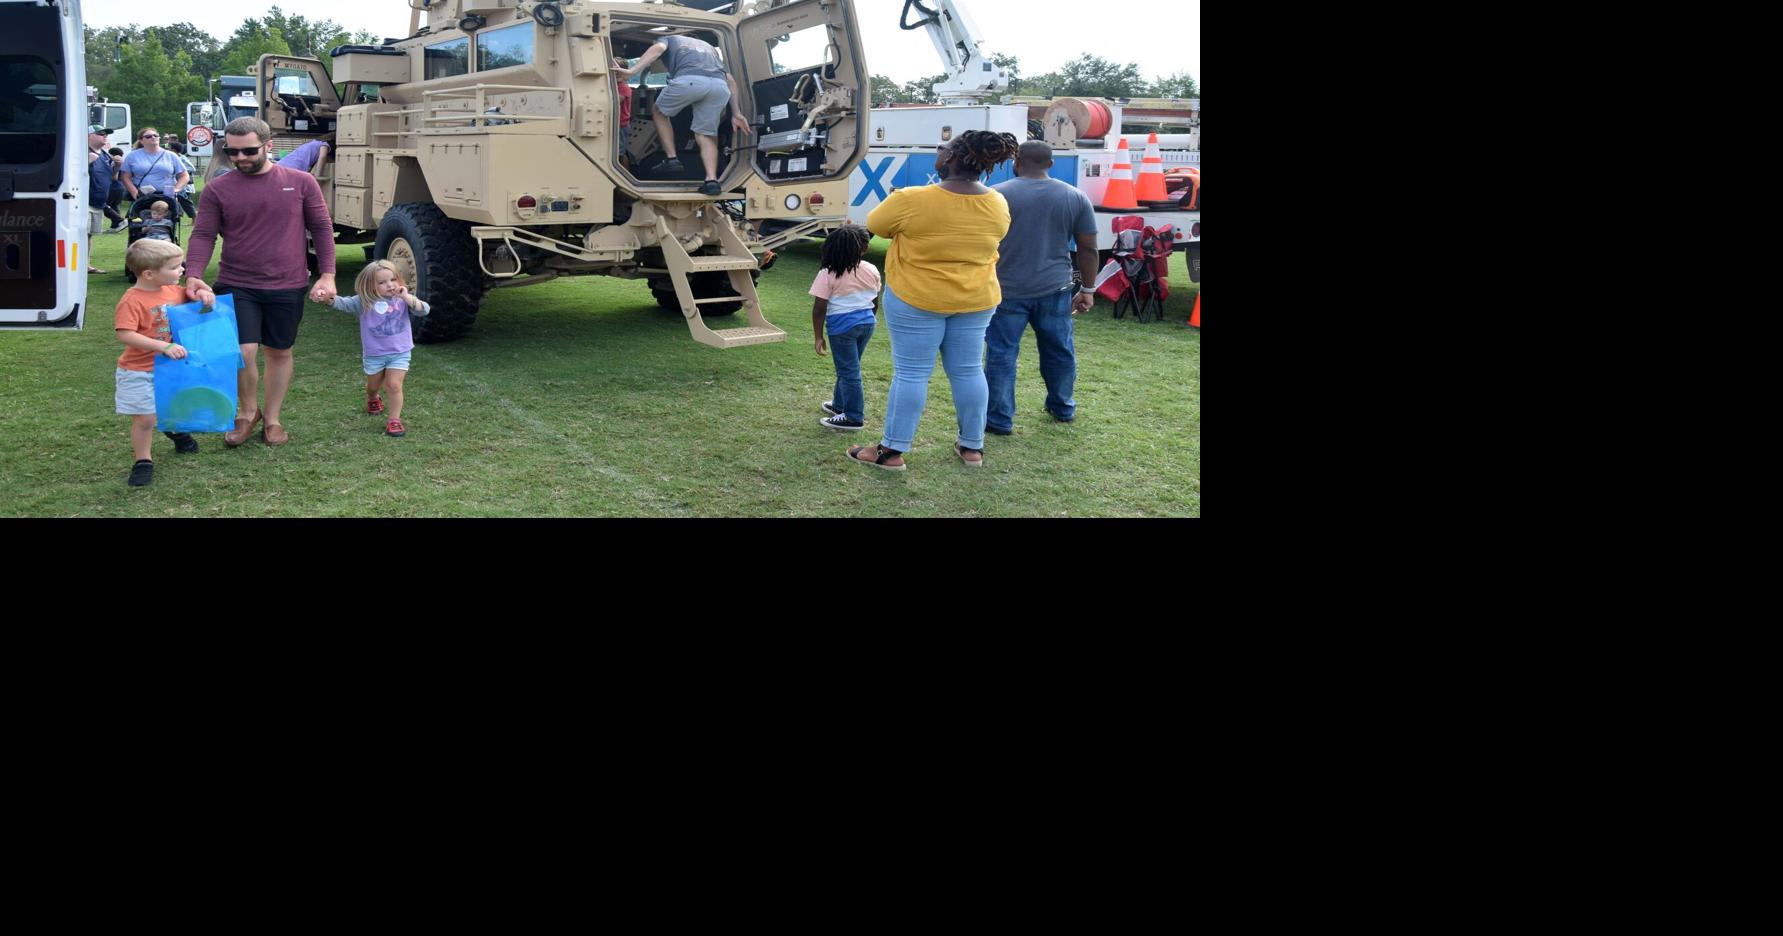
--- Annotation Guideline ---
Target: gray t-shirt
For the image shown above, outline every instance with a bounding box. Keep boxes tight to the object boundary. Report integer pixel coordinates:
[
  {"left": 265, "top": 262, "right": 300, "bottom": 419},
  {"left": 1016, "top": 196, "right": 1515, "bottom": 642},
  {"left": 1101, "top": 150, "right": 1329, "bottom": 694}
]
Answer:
[
  {"left": 993, "top": 176, "right": 1098, "bottom": 299},
  {"left": 663, "top": 35, "right": 729, "bottom": 81}
]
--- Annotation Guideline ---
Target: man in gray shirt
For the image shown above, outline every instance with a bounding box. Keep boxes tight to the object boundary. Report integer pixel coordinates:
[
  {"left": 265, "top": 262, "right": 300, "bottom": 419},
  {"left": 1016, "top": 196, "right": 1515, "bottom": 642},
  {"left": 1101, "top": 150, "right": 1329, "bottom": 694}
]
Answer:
[
  {"left": 985, "top": 142, "right": 1100, "bottom": 434},
  {"left": 614, "top": 34, "right": 752, "bottom": 196}
]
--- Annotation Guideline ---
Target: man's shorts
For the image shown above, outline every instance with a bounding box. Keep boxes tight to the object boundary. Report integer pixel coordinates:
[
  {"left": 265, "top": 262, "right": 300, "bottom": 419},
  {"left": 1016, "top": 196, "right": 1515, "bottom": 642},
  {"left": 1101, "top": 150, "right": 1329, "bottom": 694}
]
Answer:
[
  {"left": 216, "top": 283, "right": 306, "bottom": 349},
  {"left": 363, "top": 350, "right": 412, "bottom": 375},
  {"left": 655, "top": 75, "right": 730, "bottom": 137},
  {"left": 115, "top": 368, "right": 155, "bottom": 416}
]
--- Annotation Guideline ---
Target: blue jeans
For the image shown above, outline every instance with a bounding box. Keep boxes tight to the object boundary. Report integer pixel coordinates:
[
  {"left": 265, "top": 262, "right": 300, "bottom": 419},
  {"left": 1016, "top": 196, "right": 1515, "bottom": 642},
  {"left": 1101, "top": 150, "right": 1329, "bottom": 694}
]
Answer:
[
  {"left": 829, "top": 322, "right": 875, "bottom": 422},
  {"left": 985, "top": 287, "right": 1076, "bottom": 431},
  {"left": 881, "top": 287, "right": 995, "bottom": 453}
]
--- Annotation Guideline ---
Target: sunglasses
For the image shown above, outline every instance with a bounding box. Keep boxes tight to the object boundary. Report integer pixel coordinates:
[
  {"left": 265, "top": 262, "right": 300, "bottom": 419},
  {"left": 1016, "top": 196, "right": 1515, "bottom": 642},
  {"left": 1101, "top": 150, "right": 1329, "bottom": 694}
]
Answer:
[
  {"left": 141, "top": 133, "right": 159, "bottom": 139},
  {"left": 221, "top": 146, "right": 263, "bottom": 156}
]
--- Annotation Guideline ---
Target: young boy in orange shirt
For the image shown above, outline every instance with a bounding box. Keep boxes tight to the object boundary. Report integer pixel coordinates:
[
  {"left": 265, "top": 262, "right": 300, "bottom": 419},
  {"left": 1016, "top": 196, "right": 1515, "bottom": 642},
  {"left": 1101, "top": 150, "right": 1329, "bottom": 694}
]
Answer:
[{"left": 115, "top": 239, "right": 215, "bottom": 486}]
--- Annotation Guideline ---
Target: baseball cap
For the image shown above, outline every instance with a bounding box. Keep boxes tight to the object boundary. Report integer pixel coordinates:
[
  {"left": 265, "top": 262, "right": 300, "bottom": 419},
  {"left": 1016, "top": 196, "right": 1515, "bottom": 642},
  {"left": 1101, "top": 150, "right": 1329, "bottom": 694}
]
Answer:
[{"left": 88, "top": 124, "right": 115, "bottom": 134}]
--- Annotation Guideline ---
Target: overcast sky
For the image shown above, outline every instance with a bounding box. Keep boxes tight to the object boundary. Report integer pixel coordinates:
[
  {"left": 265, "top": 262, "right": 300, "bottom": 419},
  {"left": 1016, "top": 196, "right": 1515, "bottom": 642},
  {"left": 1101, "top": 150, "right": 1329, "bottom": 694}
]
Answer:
[{"left": 84, "top": 0, "right": 1200, "bottom": 88}]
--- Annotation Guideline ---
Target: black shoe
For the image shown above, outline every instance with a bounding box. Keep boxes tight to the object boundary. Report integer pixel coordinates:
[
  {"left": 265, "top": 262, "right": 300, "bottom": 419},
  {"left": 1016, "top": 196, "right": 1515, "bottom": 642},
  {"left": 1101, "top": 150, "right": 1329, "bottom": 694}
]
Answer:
[
  {"left": 821, "top": 401, "right": 841, "bottom": 417},
  {"left": 820, "top": 415, "right": 865, "bottom": 432},
  {"left": 164, "top": 431, "right": 198, "bottom": 454},
  {"left": 986, "top": 424, "right": 1013, "bottom": 436},
  {"left": 699, "top": 179, "right": 721, "bottom": 196},
  {"left": 128, "top": 459, "right": 154, "bottom": 487},
  {"left": 1048, "top": 410, "right": 1074, "bottom": 423},
  {"left": 658, "top": 158, "right": 686, "bottom": 175}
]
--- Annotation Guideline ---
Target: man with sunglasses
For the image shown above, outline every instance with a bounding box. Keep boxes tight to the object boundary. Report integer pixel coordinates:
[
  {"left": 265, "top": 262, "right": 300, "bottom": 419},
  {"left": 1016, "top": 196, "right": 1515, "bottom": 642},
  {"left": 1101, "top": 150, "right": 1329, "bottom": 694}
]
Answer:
[
  {"left": 119, "top": 128, "right": 190, "bottom": 202},
  {"left": 184, "top": 117, "right": 338, "bottom": 447}
]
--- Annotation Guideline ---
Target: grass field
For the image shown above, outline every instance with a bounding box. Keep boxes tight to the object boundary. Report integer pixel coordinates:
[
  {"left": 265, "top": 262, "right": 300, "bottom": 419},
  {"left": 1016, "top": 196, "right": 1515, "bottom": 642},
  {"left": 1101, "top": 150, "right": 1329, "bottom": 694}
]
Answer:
[{"left": 1, "top": 226, "right": 1199, "bottom": 516}]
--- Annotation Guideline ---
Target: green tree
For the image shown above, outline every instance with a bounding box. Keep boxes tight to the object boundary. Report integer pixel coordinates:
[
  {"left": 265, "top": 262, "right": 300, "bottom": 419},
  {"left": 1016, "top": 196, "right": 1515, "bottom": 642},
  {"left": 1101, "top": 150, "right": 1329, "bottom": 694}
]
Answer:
[
  {"left": 901, "top": 74, "right": 946, "bottom": 104},
  {"left": 1055, "top": 54, "right": 1146, "bottom": 98},
  {"left": 992, "top": 52, "right": 1023, "bottom": 95},
  {"left": 100, "top": 37, "right": 205, "bottom": 144},
  {"left": 871, "top": 74, "right": 910, "bottom": 107},
  {"left": 1150, "top": 71, "right": 1199, "bottom": 100},
  {"left": 83, "top": 24, "right": 143, "bottom": 92},
  {"left": 218, "top": 20, "right": 292, "bottom": 82},
  {"left": 144, "top": 23, "right": 224, "bottom": 82},
  {"left": 262, "top": 7, "right": 350, "bottom": 59},
  {"left": 1023, "top": 71, "right": 1065, "bottom": 97}
]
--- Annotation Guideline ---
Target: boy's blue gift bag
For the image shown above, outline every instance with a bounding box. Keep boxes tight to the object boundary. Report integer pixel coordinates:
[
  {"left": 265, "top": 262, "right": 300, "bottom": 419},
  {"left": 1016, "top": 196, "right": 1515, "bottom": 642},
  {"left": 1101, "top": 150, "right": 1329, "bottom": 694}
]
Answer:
[{"left": 154, "top": 294, "right": 242, "bottom": 433}]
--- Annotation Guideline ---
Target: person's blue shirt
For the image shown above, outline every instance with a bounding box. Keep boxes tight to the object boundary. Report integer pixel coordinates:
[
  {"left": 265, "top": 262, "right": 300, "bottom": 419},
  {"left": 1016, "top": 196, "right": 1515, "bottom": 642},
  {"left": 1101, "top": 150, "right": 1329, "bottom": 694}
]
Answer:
[
  {"left": 121, "top": 147, "right": 184, "bottom": 193},
  {"left": 277, "top": 140, "right": 330, "bottom": 174}
]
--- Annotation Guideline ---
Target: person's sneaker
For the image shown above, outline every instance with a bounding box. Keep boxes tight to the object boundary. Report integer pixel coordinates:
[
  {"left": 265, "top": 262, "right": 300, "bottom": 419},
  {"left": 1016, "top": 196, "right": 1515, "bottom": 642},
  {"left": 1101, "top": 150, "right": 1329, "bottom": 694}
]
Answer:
[
  {"left": 658, "top": 158, "right": 686, "bottom": 175},
  {"left": 367, "top": 395, "right": 385, "bottom": 415},
  {"left": 699, "top": 179, "right": 721, "bottom": 196},
  {"left": 1048, "top": 410, "right": 1074, "bottom": 423},
  {"left": 105, "top": 222, "right": 127, "bottom": 234},
  {"left": 128, "top": 459, "right": 154, "bottom": 487},
  {"left": 164, "top": 432, "right": 199, "bottom": 454},
  {"left": 385, "top": 418, "right": 406, "bottom": 437},
  {"left": 821, "top": 401, "right": 841, "bottom": 417},
  {"left": 986, "top": 424, "right": 1013, "bottom": 436},
  {"left": 820, "top": 415, "right": 865, "bottom": 432}
]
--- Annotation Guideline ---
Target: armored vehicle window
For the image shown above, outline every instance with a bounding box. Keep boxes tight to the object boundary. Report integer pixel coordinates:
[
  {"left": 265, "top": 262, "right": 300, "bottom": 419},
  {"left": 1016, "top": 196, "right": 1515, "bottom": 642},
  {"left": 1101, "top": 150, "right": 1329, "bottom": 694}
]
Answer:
[
  {"left": 425, "top": 37, "right": 470, "bottom": 79},
  {"left": 476, "top": 22, "right": 533, "bottom": 71},
  {"left": 768, "top": 25, "right": 833, "bottom": 75}
]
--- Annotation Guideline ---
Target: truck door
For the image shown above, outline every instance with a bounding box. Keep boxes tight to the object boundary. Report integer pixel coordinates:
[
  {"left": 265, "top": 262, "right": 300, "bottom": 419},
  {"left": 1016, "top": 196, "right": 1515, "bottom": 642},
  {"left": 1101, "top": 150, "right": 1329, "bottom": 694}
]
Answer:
[
  {"left": 1, "top": 0, "right": 86, "bottom": 330},
  {"left": 732, "top": 0, "right": 868, "bottom": 219}
]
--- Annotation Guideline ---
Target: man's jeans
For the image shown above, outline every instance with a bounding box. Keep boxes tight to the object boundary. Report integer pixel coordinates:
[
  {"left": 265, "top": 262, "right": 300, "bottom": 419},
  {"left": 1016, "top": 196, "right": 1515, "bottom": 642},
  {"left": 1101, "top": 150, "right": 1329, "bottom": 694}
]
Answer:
[
  {"left": 881, "top": 288, "right": 994, "bottom": 453},
  {"left": 985, "top": 286, "right": 1077, "bottom": 432},
  {"left": 829, "top": 322, "right": 875, "bottom": 423}
]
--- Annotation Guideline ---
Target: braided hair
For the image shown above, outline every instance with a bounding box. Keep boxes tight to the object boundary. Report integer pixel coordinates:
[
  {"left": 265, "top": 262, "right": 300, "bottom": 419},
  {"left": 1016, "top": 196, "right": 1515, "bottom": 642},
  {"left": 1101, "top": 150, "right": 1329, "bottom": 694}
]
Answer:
[
  {"left": 942, "top": 130, "right": 1021, "bottom": 179},
  {"left": 820, "top": 224, "right": 871, "bottom": 277}
]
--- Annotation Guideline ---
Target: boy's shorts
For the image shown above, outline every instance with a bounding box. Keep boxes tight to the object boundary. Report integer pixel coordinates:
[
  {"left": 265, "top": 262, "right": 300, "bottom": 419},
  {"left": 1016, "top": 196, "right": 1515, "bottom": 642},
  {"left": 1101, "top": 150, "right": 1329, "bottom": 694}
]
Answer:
[
  {"left": 115, "top": 368, "right": 156, "bottom": 415},
  {"left": 656, "top": 75, "right": 730, "bottom": 137},
  {"left": 217, "top": 283, "right": 306, "bottom": 350},
  {"left": 363, "top": 350, "right": 412, "bottom": 375}
]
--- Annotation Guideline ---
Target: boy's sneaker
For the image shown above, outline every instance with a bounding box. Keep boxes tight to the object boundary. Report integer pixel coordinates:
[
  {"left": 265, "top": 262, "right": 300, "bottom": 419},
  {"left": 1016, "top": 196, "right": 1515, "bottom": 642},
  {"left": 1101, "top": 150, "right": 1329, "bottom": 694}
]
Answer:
[
  {"left": 821, "top": 415, "right": 864, "bottom": 431},
  {"left": 821, "top": 400, "right": 841, "bottom": 417},
  {"left": 699, "top": 179, "right": 721, "bottom": 196},
  {"left": 658, "top": 158, "right": 685, "bottom": 175},
  {"left": 367, "top": 396, "right": 384, "bottom": 415},
  {"left": 385, "top": 418, "right": 406, "bottom": 437},
  {"left": 164, "top": 432, "right": 199, "bottom": 454},
  {"left": 128, "top": 459, "right": 154, "bottom": 487}
]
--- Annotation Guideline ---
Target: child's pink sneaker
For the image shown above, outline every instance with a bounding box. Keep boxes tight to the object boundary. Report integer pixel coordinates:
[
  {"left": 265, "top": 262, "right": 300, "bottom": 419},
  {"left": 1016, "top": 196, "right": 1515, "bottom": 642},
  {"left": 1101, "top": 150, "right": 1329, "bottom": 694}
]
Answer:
[
  {"left": 367, "top": 395, "right": 384, "bottom": 415},
  {"left": 385, "top": 418, "right": 406, "bottom": 437}
]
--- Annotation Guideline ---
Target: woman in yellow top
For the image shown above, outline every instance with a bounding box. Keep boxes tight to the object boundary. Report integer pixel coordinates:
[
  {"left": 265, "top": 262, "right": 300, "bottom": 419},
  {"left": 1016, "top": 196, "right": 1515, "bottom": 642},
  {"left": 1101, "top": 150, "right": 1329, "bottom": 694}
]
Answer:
[{"left": 848, "top": 130, "right": 1021, "bottom": 471}]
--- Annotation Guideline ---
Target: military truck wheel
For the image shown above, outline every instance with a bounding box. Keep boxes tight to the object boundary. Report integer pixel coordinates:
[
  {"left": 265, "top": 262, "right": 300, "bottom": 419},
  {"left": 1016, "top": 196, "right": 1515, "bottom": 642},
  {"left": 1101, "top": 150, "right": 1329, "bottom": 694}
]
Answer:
[
  {"left": 650, "top": 270, "right": 757, "bottom": 318},
  {"left": 374, "top": 203, "right": 486, "bottom": 343}
]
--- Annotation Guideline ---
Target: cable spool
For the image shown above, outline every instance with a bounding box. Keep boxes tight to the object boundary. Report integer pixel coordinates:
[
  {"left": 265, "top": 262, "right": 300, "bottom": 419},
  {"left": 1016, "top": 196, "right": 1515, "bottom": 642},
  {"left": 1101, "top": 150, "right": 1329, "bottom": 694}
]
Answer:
[{"left": 1041, "top": 98, "right": 1114, "bottom": 144}]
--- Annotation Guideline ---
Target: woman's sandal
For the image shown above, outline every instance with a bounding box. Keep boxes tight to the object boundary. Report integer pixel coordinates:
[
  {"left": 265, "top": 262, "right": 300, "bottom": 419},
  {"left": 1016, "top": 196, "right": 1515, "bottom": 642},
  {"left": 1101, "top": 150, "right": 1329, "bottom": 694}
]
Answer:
[
  {"left": 846, "top": 444, "right": 906, "bottom": 472},
  {"left": 954, "top": 443, "right": 984, "bottom": 468}
]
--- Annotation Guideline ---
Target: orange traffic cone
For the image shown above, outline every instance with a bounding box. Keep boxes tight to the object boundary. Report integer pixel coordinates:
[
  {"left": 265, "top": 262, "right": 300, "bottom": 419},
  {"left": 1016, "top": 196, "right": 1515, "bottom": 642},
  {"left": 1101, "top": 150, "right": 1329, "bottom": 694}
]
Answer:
[
  {"left": 1135, "top": 132, "right": 1168, "bottom": 203},
  {"left": 1098, "top": 139, "right": 1139, "bottom": 211},
  {"left": 1189, "top": 291, "right": 1200, "bottom": 328}
]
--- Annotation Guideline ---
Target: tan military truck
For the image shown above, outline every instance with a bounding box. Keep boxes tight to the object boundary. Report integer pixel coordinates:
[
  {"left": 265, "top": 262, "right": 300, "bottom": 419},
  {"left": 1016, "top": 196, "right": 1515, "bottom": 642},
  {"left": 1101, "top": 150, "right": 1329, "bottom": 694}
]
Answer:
[{"left": 239, "top": 0, "right": 867, "bottom": 348}]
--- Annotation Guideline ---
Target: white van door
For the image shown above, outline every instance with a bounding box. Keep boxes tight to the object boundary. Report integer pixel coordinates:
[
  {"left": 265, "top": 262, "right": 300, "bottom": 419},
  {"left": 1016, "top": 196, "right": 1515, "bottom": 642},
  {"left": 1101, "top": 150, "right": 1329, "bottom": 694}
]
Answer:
[{"left": 0, "top": 0, "right": 87, "bottom": 330}]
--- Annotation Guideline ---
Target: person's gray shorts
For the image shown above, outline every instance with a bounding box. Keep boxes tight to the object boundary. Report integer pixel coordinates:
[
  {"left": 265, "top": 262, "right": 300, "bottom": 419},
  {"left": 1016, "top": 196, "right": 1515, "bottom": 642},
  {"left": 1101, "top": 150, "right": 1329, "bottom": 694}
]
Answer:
[
  {"left": 115, "top": 368, "right": 156, "bottom": 416},
  {"left": 655, "top": 75, "right": 730, "bottom": 137}
]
